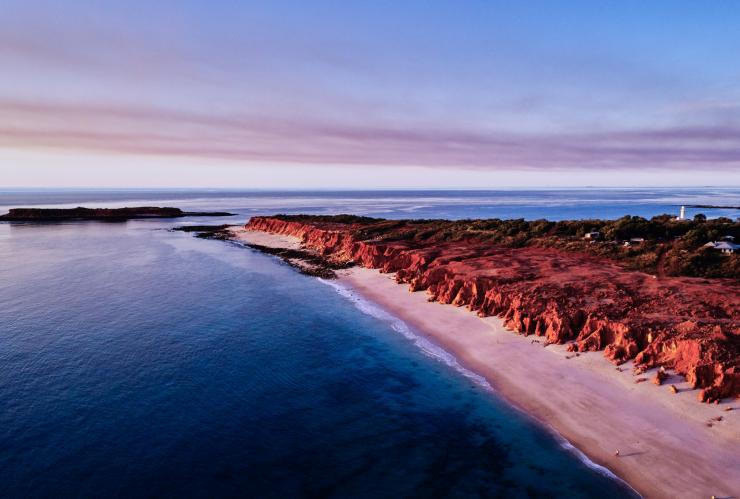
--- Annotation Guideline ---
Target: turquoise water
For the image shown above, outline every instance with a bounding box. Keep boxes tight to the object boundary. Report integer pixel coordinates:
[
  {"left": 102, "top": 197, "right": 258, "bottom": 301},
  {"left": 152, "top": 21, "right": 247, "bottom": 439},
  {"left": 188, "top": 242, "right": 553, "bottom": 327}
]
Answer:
[{"left": 6, "top": 188, "right": 734, "bottom": 497}]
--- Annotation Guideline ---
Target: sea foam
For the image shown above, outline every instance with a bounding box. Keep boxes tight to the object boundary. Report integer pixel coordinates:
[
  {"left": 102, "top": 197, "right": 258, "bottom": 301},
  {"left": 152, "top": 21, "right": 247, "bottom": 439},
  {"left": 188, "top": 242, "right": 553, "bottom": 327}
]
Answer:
[
  {"left": 318, "top": 278, "right": 493, "bottom": 391},
  {"left": 320, "top": 277, "right": 640, "bottom": 496}
]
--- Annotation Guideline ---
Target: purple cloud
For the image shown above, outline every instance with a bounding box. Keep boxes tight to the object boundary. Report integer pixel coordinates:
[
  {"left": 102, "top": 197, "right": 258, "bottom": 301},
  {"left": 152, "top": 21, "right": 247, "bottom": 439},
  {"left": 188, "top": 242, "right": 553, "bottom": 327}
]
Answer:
[{"left": 1, "top": 99, "right": 739, "bottom": 170}]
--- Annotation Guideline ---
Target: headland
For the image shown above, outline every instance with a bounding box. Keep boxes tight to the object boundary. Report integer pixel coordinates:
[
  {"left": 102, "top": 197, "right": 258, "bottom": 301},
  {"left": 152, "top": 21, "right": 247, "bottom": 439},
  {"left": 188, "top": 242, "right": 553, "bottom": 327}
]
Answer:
[{"left": 206, "top": 214, "right": 740, "bottom": 498}]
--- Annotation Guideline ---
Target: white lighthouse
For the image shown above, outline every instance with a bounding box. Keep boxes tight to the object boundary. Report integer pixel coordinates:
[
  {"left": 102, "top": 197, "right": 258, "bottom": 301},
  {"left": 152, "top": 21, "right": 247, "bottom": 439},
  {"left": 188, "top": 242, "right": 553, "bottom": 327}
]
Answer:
[{"left": 678, "top": 206, "right": 686, "bottom": 220}]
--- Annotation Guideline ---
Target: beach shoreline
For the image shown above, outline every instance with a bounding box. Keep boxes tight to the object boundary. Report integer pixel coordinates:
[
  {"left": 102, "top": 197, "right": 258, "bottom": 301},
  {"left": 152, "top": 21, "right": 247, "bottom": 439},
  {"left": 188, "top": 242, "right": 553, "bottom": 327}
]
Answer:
[{"left": 231, "top": 228, "right": 740, "bottom": 499}]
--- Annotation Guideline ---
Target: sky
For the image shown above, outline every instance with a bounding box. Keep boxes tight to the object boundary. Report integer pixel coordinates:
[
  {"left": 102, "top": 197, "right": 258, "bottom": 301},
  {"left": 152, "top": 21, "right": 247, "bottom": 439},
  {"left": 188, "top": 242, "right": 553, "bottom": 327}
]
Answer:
[{"left": 1, "top": 0, "right": 739, "bottom": 188}]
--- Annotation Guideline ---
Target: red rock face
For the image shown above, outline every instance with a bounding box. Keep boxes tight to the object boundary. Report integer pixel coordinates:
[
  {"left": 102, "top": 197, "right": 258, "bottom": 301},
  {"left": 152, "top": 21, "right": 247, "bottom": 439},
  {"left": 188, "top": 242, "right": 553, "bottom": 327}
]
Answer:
[{"left": 246, "top": 216, "right": 740, "bottom": 402}]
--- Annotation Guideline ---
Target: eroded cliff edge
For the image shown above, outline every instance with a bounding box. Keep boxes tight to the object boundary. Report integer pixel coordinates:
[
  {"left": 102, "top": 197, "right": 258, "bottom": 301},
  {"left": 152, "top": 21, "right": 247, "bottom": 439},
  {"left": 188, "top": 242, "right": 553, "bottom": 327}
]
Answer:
[{"left": 245, "top": 215, "right": 739, "bottom": 403}]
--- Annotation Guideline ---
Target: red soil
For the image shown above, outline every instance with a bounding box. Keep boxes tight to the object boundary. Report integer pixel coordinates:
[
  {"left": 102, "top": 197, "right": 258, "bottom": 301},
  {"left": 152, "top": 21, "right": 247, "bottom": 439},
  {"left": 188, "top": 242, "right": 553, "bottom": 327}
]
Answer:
[{"left": 246, "top": 216, "right": 740, "bottom": 402}]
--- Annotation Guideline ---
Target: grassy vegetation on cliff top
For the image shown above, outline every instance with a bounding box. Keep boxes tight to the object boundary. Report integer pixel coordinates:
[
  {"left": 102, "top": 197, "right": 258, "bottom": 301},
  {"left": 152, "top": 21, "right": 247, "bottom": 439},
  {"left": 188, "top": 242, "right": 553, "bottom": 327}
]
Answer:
[{"left": 270, "top": 213, "right": 740, "bottom": 279}]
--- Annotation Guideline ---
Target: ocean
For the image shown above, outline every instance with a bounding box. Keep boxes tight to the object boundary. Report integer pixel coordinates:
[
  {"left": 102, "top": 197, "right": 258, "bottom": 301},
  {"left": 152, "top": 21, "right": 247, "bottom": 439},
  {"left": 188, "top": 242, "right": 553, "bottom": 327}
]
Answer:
[
  {"left": 1, "top": 187, "right": 739, "bottom": 221},
  {"left": 2, "top": 188, "right": 738, "bottom": 498}
]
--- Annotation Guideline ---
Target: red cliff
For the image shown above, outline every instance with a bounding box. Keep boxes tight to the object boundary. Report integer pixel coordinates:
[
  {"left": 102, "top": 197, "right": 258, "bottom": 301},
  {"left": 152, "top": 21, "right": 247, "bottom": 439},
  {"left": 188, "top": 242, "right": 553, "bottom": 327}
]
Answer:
[{"left": 246, "top": 216, "right": 740, "bottom": 402}]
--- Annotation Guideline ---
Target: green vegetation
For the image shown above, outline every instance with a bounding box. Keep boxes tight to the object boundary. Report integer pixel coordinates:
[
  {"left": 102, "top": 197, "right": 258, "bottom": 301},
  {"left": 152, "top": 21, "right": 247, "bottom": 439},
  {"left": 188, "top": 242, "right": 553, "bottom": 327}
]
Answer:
[
  {"left": 294, "top": 214, "right": 740, "bottom": 279},
  {"left": 273, "top": 214, "right": 381, "bottom": 224}
]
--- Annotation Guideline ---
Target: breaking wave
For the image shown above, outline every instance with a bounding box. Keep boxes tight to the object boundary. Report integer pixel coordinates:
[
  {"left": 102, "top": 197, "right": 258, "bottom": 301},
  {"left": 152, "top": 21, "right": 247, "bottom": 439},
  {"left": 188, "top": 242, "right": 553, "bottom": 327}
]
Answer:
[
  {"left": 318, "top": 278, "right": 492, "bottom": 391},
  {"left": 319, "top": 277, "right": 641, "bottom": 497}
]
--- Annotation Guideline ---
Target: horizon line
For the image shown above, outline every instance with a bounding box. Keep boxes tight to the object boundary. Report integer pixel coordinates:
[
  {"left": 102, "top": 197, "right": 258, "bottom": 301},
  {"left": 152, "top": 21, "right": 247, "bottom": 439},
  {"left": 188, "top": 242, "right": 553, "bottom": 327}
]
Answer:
[{"left": 2, "top": 185, "right": 740, "bottom": 191}]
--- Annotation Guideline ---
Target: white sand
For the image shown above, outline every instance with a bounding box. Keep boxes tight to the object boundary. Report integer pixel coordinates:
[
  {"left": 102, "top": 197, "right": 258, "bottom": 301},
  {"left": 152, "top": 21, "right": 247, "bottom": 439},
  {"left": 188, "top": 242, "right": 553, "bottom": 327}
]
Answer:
[{"left": 236, "top": 228, "right": 740, "bottom": 499}]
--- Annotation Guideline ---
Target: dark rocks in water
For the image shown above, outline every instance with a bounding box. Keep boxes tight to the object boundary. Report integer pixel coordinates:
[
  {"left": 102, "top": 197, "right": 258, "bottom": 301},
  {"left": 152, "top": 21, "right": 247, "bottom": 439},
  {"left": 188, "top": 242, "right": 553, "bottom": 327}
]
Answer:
[
  {"left": 241, "top": 243, "right": 354, "bottom": 279},
  {"left": 172, "top": 224, "right": 235, "bottom": 240},
  {"left": 176, "top": 224, "right": 348, "bottom": 278},
  {"left": 172, "top": 224, "right": 233, "bottom": 232},
  {"left": 0, "top": 207, "right": 236, "bottom": 221}
]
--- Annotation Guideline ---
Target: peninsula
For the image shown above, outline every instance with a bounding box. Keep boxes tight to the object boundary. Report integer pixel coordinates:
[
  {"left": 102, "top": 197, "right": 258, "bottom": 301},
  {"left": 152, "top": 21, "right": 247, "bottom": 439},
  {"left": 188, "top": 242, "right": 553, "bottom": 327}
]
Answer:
[
  {"left": 0, "top": 207, "right": 235, "bottom": 221},
  {"left": 213, "top": 213, "right": 740, "bottom": 499}
]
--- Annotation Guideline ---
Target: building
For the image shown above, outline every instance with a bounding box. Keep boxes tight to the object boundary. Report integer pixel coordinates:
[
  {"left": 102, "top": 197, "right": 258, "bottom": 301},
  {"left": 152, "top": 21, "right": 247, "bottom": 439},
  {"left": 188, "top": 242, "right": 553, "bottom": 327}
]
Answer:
[
  {"left": 676, "top": 205, "right": 687, "bottom": 221},
  {"left": 705, "top": 241, "right": 739, "bottom": 254},
  {"left": 714, "top": 242, "right": 739, "bottom": 254},
  {"left": 584, "top": 231, "right": 601, "bottom": 240},
  {"left": 623, "top": 238, "right": 645, "bottom": 247}
]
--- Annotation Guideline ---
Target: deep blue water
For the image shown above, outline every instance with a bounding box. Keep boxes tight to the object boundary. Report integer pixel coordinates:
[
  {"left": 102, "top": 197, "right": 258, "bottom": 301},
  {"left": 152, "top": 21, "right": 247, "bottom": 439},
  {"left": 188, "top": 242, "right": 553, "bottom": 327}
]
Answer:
[
  {"left": 1, "top": 187, "right": 739, "bottom": 221},
  {"left": 5, "top": 188, "right": 736, "bottom": 498}
]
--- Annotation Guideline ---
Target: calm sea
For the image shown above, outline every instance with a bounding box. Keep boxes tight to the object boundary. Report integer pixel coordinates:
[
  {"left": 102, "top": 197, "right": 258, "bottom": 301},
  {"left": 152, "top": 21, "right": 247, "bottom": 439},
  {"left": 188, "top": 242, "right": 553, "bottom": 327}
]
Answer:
[{"left": 2, "top": 188, "right": 738, "bottom": 498}]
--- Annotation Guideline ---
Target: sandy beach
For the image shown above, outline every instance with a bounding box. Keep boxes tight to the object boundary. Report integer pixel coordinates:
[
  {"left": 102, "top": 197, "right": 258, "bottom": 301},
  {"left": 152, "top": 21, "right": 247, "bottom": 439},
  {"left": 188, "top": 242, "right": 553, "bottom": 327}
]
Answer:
[{"left": 232, "top": 228, "right": 740, "bottom": 499}]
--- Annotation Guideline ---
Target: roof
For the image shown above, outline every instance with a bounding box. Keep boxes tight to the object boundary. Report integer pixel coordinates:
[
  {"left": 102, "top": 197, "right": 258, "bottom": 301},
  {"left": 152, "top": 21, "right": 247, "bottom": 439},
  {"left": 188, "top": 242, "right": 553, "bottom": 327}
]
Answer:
[{"left": 712, "top": 242, "right": 739, "bottom": 251}]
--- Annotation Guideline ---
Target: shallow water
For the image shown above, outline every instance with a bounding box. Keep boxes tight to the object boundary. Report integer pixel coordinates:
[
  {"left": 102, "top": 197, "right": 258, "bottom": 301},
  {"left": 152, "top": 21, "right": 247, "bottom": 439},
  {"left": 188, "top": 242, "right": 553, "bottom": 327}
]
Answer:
[
  {"left": 0, "top": 218, "right": 638, "bottom": 498},
  {"left": 5, "top": 188, "right": 733, "bottom": 497}
]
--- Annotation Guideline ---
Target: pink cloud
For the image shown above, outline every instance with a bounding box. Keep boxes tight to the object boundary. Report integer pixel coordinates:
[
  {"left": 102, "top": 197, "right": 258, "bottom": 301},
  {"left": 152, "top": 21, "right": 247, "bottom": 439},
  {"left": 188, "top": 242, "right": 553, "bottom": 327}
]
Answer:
[{"left": 1, "top": 99, "right": 739, "bottom": 170}]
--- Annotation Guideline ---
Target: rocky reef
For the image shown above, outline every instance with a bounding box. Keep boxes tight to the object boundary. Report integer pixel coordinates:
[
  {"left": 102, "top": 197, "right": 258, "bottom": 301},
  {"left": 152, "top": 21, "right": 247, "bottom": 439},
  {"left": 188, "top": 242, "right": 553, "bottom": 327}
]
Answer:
[
  {"left": 246, "top": 215, "right": 740, "bottom": 403},
  {"left": 172, "top": 224, "right": 235, "bottom": 239},
  {"left": 0, "top": 207, "right": 235, "bottom": 221}
]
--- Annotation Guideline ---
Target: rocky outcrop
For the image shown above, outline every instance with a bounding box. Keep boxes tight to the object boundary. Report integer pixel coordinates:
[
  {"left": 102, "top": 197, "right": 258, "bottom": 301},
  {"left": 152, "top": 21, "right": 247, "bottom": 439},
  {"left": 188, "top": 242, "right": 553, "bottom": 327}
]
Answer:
[{"left": 246, "top": 216, "right": 740, "bottom": 402}]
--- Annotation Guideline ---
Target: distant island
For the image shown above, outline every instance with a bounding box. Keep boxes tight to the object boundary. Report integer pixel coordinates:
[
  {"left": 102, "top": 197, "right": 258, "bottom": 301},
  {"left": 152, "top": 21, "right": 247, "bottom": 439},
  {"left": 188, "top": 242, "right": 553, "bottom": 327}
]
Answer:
[
  {"left": 688, "top": 204, "right": 740, "bottom": 210},
  {"left": 0, "top": 207, "right": 235, "bottom": 221}
]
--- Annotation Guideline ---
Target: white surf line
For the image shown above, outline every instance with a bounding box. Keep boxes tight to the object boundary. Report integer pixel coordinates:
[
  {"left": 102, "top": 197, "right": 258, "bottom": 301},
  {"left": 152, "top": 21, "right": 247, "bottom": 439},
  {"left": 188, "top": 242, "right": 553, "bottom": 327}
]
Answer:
[
  {"left": 319, "top": 278, "right": 493, "bottom": 392},
  {"left": 318, "top": 276, "right": 642, "bottom": 497}
]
